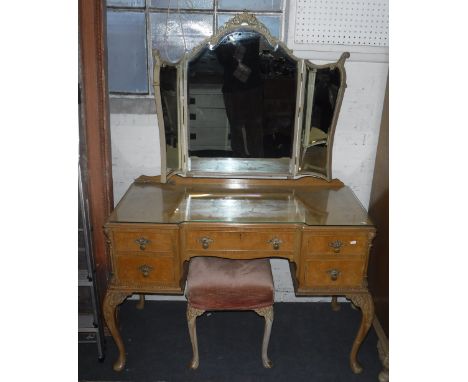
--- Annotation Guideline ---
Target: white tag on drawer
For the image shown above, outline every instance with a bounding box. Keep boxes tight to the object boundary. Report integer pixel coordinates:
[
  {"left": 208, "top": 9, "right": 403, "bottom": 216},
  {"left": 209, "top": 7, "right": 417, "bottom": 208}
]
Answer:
[{"left": 350, "top": 240, "right": 357, "bottom": 245}]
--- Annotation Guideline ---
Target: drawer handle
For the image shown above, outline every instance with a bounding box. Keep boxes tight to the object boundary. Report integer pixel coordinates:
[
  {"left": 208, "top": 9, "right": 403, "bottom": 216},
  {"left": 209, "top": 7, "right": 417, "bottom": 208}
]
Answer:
[
  {"left": 135, "top": 237, "right": 151, "bottom": 251},
  {"left": 268, "top": 237, "right": 282, "bottom": 250},
  {"left": 198, "top": 236, "right": 213, "bottom": 249},
  {"left": 329, "top": 240, "right": 344, "bottom": 253},
  {"left": 138, "top": 264, "right": 153, "bottom": 277},
  {"left": 326, "top": 269, "right": 341, "bottom": 281}
]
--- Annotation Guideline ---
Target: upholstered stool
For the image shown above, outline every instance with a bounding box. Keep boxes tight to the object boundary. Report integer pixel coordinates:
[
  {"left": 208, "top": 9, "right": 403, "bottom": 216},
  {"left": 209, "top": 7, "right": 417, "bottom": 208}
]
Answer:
[{"left": 186, "top": 257, "right": 275, "bottom": 369}]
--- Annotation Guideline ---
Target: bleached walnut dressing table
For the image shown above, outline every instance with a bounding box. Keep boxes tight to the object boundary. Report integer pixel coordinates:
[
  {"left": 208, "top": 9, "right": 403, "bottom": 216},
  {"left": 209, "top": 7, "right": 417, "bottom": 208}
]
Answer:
[{"left": 103, "top": 13, "right": 376, "bottom": 375}]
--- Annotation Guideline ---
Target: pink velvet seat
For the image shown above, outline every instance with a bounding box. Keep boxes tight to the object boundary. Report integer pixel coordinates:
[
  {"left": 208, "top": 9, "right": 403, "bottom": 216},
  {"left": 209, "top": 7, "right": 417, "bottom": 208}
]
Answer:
[
  {"left": 187, "top": 257, "right": 274, "bottom": 310},
  {"left": 186, "top": 257, "right": 275, "bottom": 369}
]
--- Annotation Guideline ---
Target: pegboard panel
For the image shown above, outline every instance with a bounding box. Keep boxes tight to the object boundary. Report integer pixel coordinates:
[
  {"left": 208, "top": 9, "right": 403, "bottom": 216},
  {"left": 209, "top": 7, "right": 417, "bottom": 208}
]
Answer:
[{"left": 294, "top": 0, "right": 388, "bottom": 47}]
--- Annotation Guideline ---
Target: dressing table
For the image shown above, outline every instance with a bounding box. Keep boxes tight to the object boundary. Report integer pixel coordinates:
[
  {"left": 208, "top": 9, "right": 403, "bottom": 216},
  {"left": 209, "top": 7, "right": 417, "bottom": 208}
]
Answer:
[{"left": 103, "top": 12, "right": 376, "bottom": 375}]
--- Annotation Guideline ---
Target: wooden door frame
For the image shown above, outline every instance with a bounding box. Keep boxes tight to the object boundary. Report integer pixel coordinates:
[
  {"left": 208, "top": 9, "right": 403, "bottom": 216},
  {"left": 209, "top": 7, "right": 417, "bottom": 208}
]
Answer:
[{"left": 79, "top": 0, "right": 113, "bottom": 303}]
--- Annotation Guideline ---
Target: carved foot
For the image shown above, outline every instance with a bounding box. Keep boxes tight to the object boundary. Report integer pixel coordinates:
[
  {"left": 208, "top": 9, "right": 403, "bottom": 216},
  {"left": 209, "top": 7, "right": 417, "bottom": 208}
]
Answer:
[
  {"left": 345, "top": 293, "right": 374, "bottom": 374},
  {"left": 103, "top": 290, "right": 130, "bottom": 372},
  {"left": 379, "top": 368, "right": 389, "bottom": 382},
  {"left": 351, "top": 359, "right": 363, "bottom": 374},
  {"left": 254, "top": 306, "right": 274, "bottom": 369},
  {"left": 189, "top": 358, "right": 199, "bottom": 370},
  {"left": 187, "top": 305, "right": 204, "bottom": 370},
  {"left": 136, "top": 294, "right": 145, "bottom": 310},
  {"left": 377, "top": 339, "right": 389, "bottom": 382},
  {"left": 331, "top": 296, "right": 341, "bottom": 311},
  {"left": 113, "top": 354, "right": 126, "bottom": 372}
]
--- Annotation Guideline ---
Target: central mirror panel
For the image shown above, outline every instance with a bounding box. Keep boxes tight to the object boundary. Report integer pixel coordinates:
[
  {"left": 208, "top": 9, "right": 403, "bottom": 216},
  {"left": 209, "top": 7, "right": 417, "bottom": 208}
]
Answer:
[{"left": 187, "top": 31, "right": 297, "bottom": 174}]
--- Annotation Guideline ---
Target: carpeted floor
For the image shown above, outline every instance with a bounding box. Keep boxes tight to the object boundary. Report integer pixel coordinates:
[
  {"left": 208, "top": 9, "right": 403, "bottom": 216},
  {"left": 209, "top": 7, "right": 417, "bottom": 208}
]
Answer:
[{"left": 79, "top": 301, "right": 381, "bottom": 381}]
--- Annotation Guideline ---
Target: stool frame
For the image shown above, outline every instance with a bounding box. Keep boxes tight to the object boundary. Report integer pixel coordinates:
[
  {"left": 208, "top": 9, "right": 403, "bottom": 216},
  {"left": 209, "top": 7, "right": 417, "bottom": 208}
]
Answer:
[{"left": 187, "top": 304, "right": 274, "bottom": 369}]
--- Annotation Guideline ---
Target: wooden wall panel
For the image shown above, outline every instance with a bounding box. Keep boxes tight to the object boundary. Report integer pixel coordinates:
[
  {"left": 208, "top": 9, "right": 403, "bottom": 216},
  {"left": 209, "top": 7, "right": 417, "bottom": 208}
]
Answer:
[
  {"left": 368, "top": 77, "right": 389, "bottom": 336},
  {"left": 79, "top": 0, "right": 114, "bottom": 303}
]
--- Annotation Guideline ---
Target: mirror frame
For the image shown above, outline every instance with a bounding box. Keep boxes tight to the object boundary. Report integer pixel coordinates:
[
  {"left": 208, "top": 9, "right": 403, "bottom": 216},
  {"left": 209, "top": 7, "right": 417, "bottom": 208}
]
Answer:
[
  {"left": 153, "top": 12, "right": 349, "bottom": 182},
  {"left": 296, "top": 53, "right": 350, "bottom": 178}
]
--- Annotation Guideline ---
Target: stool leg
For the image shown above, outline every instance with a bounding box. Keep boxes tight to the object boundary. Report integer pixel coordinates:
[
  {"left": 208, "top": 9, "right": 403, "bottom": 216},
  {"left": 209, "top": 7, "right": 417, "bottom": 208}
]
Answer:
[
  {"left": 254, "top": 306, "right": 274, "bottom": 368},
  {"left": 187, "top": 305, "right": 205, "bottom": 370}
]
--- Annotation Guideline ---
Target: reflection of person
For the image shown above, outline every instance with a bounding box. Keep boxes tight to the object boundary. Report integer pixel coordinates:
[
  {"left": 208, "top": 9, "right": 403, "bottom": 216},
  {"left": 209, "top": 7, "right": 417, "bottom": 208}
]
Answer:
[{"left": 216, "top": 34, "right": 263, "bottom": 157}]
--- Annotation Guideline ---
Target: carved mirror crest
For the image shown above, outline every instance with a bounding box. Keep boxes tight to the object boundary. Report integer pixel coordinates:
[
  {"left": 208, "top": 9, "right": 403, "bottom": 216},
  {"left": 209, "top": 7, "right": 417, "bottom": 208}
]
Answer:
[{"left": 153, "top": 12, "right": 349, "bottom": 182}]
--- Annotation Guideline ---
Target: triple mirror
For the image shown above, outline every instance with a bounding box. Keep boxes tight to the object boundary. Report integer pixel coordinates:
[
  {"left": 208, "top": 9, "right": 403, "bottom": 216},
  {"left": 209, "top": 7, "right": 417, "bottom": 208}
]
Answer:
[{"left": 154, "top": 12, "right": 349, "bottom": 182}]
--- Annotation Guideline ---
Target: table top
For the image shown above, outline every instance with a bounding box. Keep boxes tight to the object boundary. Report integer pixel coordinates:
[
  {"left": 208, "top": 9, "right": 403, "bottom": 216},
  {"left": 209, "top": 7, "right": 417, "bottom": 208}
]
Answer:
[{"left": 108, "top": 180, "right": 373, "bottom": 227}]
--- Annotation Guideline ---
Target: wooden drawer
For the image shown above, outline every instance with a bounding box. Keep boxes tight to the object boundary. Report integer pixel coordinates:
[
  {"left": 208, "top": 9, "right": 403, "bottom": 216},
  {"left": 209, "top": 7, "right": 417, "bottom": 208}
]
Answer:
[
  {"left": 303, "top": 259, "right": 365, "bottom": 288},
  {"left": 113, "top": 228, "right": 176, "bottom": 253},
  {"left": 304, "top": 231, "right": 368, "bottom": 256},
  {"left": 184, "top": 228, "right": 298, "bottom": 253},
  {"left": 114, "top": 254, "right": 176, "bottom": 286}
]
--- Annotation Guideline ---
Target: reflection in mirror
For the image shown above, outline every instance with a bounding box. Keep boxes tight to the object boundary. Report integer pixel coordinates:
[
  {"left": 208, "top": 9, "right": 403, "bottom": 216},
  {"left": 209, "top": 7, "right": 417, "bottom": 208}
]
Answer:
[
  {"left": 172, "top": 191, "right": 307, "bottom": 223},
  {"left": 160, "top": 65, "right": 179, "bottom": 170},
  {"left": 299, "top": 65, "right": 340, "bottom": 176},
  {"left": 187, "top": 31, "right": 297, "bottom": 160}
]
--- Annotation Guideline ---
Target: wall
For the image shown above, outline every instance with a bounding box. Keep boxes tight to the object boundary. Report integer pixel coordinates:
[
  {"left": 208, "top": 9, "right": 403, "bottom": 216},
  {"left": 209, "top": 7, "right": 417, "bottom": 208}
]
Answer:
[
  {"left": 109, "top": 2, "right": 388, "bottom": 302},
  {"left": 331, "top": 60, "right": 388, "bottom": 207},
  {"left": 285, "top": 0, "right": 389, "bottom": 209},
  {"left": 110, "top": 112, "right": 160, "bottom": 203}
]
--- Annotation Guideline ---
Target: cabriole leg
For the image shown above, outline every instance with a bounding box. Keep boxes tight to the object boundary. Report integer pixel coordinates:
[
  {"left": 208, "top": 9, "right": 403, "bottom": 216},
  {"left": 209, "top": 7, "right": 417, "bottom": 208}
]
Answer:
[
  {"left": 346, "top": 293, "right": 375, "bottom": 374},
  {"left": 103, "top": 290, "right": 130, "bottom": 372},
  {"left": 187, "top": 305, "right": 204, "bottom": 370},
  {"left": 254, "top": 306, "right": 274, "bottom": 368},
  {"left": 331, "top": 296, "right": 341, "bottom": 311}
]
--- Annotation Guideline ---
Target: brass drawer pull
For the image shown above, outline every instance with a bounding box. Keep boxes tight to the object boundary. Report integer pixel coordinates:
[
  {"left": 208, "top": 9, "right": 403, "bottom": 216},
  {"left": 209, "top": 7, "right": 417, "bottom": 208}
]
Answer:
[
  {"left": 138, "top": 264, "right": 154, "bottom": 277},
  {"left": 326, "top": 269, "right": 341, "bottom": 281},
  {"left": 135, "top": 237, "right": 151, "bottom": 251},
  {"left": 198, "top": 236, "right": 213, "bottom": 249},
  {"left": 329, "top": 240, "right": 344, "bottom": 253},
  {"left": 268, "top": 237, "right": 282, "bottom": 250}
]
